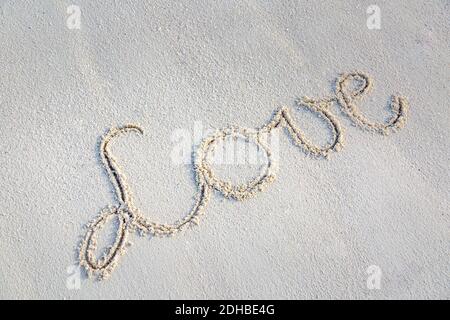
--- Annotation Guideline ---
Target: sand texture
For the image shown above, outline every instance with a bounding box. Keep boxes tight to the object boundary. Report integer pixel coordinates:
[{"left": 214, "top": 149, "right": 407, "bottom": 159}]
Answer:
[{"left": 0, "top": 0, "right": 449, "bottom": 299}]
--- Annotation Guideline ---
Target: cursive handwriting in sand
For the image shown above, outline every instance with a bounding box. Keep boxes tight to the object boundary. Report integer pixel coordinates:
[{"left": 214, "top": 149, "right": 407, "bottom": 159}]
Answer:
[{"left": 78, "top": 71, "right": 408, "bottom": 280}]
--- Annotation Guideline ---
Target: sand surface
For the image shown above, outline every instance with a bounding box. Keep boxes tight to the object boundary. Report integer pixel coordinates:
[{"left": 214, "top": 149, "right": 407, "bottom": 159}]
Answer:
[{"left": 0, "top": 0, "right": 449, "bottom": 299}]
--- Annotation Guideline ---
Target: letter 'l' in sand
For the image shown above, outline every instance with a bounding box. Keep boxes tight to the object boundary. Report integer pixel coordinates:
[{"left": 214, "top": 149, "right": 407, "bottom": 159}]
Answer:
[{"left": 78, "top": 71, "right": 409, "bottom": 280}]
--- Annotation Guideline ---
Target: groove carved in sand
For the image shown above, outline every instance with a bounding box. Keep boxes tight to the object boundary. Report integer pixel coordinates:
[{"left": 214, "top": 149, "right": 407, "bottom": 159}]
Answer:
[{"left": 78, "top": 71, "right": 409, "bottom": 280}]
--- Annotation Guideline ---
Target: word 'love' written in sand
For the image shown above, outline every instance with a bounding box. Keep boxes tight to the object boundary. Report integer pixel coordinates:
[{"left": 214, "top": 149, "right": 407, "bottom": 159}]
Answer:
[{"left": 78, "top": 71, "right": 408, "bottom": 280}]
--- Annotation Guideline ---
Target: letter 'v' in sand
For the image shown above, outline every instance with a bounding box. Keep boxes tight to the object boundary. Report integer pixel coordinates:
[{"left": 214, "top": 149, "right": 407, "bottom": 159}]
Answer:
[{"left": 78, "top": 71, "right": 409, "bottom": 280}]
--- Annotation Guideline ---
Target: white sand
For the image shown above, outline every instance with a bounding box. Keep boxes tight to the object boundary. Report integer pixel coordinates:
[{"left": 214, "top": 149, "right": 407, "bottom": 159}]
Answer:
[{"left": 0, "top": 0, "right": 448, "bottom": 299}]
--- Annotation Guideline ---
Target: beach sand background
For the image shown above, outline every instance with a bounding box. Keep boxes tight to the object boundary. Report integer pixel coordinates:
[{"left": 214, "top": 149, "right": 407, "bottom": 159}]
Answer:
[{"left": 0, "top": 0, "right": 448, "bottom": 299}]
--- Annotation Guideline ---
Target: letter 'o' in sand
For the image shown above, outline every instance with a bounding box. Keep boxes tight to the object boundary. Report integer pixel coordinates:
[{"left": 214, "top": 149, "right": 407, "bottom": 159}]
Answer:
[{"left": 78, "top": 71, "right": 409, "bottom": 280}]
